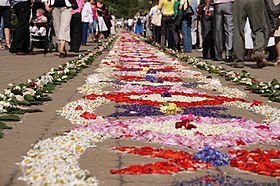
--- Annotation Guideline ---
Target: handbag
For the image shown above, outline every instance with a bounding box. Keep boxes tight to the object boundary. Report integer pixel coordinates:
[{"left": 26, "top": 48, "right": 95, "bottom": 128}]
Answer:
[
  {"left": 151, "top": 12, "right": 162, "bottom": 27},
  {"left": 183, "top": 0, "right": 195, "bottom": 16}
]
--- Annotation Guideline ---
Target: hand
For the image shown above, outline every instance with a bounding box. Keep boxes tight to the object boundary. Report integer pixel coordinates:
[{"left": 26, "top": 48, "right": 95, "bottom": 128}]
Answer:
[{"left": 205, "top": 9, "right": 211, "bottom": 16}]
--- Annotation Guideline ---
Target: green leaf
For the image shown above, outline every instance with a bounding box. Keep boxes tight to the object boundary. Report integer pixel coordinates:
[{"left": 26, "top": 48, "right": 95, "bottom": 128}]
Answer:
[
  {"left": 53, "top": 81, "right": 62, "bottom": 85},
  {"left": 270, "top": 79, "right": 279, "bottom": 86},
  {"left": 0, "top": 115, "right": 20, "bottom": 121},
  {"left": 35, "top": 96, "right": 52, "bottom": 101},
  {"left": 163, "top": 102, "right": 169, "bottom": 106},
  {"left": 22, "top": 109, "right": 43, "bottom": 113},
  {"left": 24, "top": 94, "right": 35, "bottom": 101},
  {"left": 0, "top": 122, "right": 12, "bottom": 129},
  {"left": 29, "top": 101, "right": 43, "bottom": 105},
  {"left": 260, "top": 92, "right": 273, "bottom": 97},
  {"left": 18, "top": 100, "right": 31, "bottom": 106},
  {"left": 6, "top": 110, "right": 25, "bottom": 114}
]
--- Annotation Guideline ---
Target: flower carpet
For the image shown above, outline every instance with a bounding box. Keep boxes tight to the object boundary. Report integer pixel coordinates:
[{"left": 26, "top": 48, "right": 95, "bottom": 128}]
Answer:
[{"left": 19, "top": 34, "right": 280, "bottom": 185}]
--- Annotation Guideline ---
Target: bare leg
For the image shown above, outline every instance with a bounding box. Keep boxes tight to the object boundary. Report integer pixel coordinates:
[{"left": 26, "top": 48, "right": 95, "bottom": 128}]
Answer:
[
  {"left": 4, "top": 28, "right": 10, "bottom": 48},
  {"left": 275, "top": 37, "right": 280, "bottom": 67},
  {"left": 244, "top": 49, "right": 253, "bottom": 61},
  {"left": 59, "top": 40, "right": 67, "bottom": 58}
]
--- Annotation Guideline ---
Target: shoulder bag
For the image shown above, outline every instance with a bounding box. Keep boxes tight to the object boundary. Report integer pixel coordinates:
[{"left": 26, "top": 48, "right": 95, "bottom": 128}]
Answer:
[{"left": 184, "top": 0, "right": 195, "bottom": 16}]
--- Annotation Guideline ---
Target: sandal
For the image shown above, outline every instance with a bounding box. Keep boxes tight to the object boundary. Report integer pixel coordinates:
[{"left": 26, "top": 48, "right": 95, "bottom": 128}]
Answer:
[
  {"left": 58, "top": 50, "right": 67, "bottom": 58},
  {"left": 274, "top": 59, "right": 280, "bottom": 68},
  {"left": 5, "top": 42, "right": 11, "bottom": 49},
  {"left": 254, "top": 54, "right": 266, "bottom": 68}
]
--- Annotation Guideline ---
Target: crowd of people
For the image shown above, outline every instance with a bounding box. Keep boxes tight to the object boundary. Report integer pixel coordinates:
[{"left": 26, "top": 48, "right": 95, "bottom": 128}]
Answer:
[
  {"left": 0, "top": 0, "right": 279, "bottom": 68},
  {"left": 132, "top": 0, "right": 280, "bottom": 68},
  {"left": 0, "top": 0, "right": 116, "bottom": 57}
]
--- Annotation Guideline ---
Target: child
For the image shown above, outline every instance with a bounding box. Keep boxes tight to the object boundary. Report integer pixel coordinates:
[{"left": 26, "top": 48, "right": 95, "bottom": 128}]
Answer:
[
  {"left": 134, "top": 17, "right": 143, "bottom": 35},
  {"left": 29, "top": 8, "right": 48, "bottom": 36},
  {"left": 81, "top": 0, "right": 93, "bottom": 45}
]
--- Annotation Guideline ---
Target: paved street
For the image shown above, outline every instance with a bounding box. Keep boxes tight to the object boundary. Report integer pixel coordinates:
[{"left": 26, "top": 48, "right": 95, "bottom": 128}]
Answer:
[{"left": 0, "top": 34, "right": 279, "bottom": 186}]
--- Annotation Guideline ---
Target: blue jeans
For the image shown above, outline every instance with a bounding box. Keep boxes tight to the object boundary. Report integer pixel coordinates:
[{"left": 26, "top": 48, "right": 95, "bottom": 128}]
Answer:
[
  {"left": 0, "top": 17, "right": 3, "bottom": 40},
  {"left": 88, "top": 19, "right": 97, "bottom": 34},
  {"left": 81, "top": 22, "right": 89, "bottom": 45},
  {"left": 182, "top": 20, "right": 192, "bottom": 52}
]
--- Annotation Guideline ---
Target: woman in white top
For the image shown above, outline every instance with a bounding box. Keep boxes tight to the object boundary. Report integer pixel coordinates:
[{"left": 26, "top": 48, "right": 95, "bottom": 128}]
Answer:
[
  {"left": 110, "top": 13, "right": 116, "bottom": 35},
  {"left": 81, "top": 0, "right": 93, "bottom": 45}
]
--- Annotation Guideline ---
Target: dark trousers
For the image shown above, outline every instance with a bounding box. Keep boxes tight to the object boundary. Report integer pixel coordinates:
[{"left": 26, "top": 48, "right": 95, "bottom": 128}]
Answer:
[
  {"left": 69, "top": 13, "right": 82, "bottom": 52},
  {"left": 160, "top": 15, "right": 178, "bottom": 49},
  {"left": 201, "top": 13, "right": 215, "bottom": 59},
  {"left": 10, "top": 2, "right": 30, "bottom": 53},
  {"left": 233, "top": 0, "right": 266, "bottom": 61},
  {"left": 81, "top": 22, "right": 89, "bottom": 45},
  {"left": 0, "top": 6, "right": 11, "bottom": 28},
  {"left": 152, "top": 25, "right": 161, "bottom": 43},
  {"left": 213, "top": 3, "right": 234, "bottom": 59}
]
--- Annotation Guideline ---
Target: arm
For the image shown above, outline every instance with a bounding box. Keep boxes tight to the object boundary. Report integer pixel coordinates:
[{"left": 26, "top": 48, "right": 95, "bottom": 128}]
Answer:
[
  {"left": 158, "top": 0, "right": 163, "bottom": 11},
  {"left": 42, "top": 0, "right": 52, "bottom": 12},
  {"left": 179, "top": 0, "right": 185, "bottom": 10},
  {"left": 205, "top": 0, "right": 211, "bottom": 16}
]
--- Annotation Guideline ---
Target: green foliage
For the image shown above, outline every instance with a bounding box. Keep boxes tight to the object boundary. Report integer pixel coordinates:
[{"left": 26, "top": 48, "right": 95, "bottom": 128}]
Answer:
[
  {"left": 0, "top": 122, "right": 12, "bottom": 129},
  {"left": 0, "top": 115, "right": 20, "bottom": 121},
  {"left": 105, "top": 0, "right": 152, "bottom": 18}
]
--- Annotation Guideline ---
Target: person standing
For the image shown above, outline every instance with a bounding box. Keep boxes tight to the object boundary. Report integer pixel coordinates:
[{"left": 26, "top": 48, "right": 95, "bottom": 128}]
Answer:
[
  {"left": 44, "top": 0, "right": 73, "bottom": 58},
  {"left": 134, "top": 17, "right": 143, "bottom": 35},
  {"left": 110, "top": 12, "right": 116, "bottom": 35},
  {"left": 180, "top": 0, "right": 193, "bottom": 53},
  {"left": 273, "top": 0, "right": 280, "bottom": 67},
  {"left": 149, "top": 0, "right": 161, "bottom": 43},
  {"left": 69, "top": 0, "right": 84, "bottom": 52},
  {"left": 9, "top": 0, "right": 31, "bottom": 55},
  {"left": 103, "top": 9, "right": 111, "bottom": 38},
  {"left": 95, "top": 0, "right": 107, "bottom": 42},
  {"left": 232, "top": 0, "right": 267, "bottom": 68},
  {"left": 0, "top": 0, "right": 11, "bottom": 49},
  {"left": 88, "top": 0, "right": 97, "bottom": 42},
  {"left": 206, "top": 0, "right": 234, "bottom": 61},
  {"left": 158, "top": 0, "right": 179, "bottom": 50},
  {"left": 81, "top": 0, "right": 92, "bottom": 45}
]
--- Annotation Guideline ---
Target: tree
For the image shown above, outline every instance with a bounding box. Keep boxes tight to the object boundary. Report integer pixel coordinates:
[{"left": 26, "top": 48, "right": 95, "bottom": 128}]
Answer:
[{"left": 105, "top": 0, "right": 152, "bottom": 19}]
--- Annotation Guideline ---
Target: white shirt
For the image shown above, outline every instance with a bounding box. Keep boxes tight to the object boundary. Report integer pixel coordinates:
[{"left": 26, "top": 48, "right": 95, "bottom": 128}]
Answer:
[
  {"left": 0, "top": 0, "right": 10, "bottom": 6},
  {"left": 128, "top": 19, "right": 133, "bottom": 26},
  {"left": 213, "top": 0, "right": 233, "bottom": 4},
  {"left": 149, "top": 5, "right": 160, "bottom": 16},
  {"left": 42, "top": 0, "right": 72, "bottom": 8},
  {"left": 82, "top": 2, "right": 93, "bottom": 23}
]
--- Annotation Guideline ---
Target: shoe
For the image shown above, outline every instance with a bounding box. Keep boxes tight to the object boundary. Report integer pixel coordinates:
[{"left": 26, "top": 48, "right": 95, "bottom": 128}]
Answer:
[
  {"left": 224, "top": 56, "right": 234, "bottom": 62},
  {"left": 16, "top": 51, "right": 29, "bottom": 55},
  {"left": 274, "top": 59, "right": 280, "bottom": 68},
  {"left": 197, "top": 48, "right": 203, "bottom": 52},
  {"left": 254, "top": 54, "right": 266, "bottom": 68},
  {"left": 233, "top": 60, "right": 245, "bottom": 68},
  {"left": 212, "top": 58, "right": 223, "bottom": 61},
  {"left": 58, "top": 50, "right": 67, "bottom": 58}
]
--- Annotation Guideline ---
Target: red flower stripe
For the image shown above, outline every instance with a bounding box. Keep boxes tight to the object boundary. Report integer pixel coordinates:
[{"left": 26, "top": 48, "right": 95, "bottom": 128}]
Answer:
[
  {"left": 83, "top": 91, "right": 247, "bottom": 108},
  {"left": 228, "top": 148, "right": 280, "bottom": 177},
  {"left": 110, "top": 146, "right": 211, "bottom": 174},
  {"left": 116, "top": 75, "right": 184, "bottom": 82}
]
